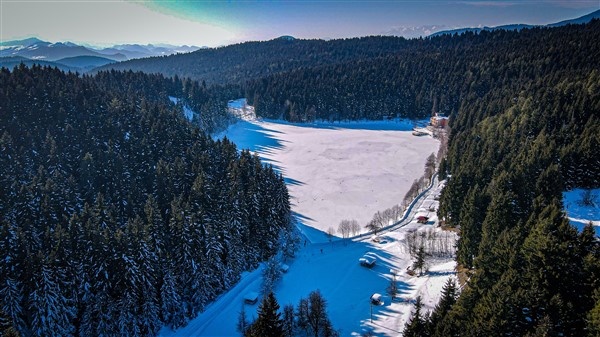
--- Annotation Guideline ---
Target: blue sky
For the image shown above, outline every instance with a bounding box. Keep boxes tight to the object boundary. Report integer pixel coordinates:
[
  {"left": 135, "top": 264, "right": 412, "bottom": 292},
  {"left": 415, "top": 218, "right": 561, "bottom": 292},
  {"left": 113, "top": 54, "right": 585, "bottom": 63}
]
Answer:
[{"left": 1, "top": 0, "right": 598, "bottom": 47}]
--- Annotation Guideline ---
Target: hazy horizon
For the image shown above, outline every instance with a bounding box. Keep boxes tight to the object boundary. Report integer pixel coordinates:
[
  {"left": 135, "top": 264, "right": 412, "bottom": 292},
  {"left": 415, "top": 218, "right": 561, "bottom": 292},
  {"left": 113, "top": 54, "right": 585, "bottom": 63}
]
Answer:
[{"left": 2, "top": 0, "right": 598, "bottom": 48}]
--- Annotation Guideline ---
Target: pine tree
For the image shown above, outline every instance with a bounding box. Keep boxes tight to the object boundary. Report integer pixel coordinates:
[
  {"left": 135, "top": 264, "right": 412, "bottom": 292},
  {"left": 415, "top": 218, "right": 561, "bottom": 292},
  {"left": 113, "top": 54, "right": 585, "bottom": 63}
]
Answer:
[
  {"left": 305, "top": 290, "right": 338, "bottom": 337},
  {"left": 403, "top": 296, "right": 428, "bottom": 337},
  {"left": 428, "top": 278, "right": 457, "bottom": 333},
  {"left": 412, "top": 244, "right": 427, "bottom": 276},
  {"left": 250, "top": 292, "right": 284, "bottom": 337},
  {"left": 588, "top": 289, "right": 600, "bottom": 337},
  {"left": 29, "top": 262, "right": 74, "bottom": 337}
]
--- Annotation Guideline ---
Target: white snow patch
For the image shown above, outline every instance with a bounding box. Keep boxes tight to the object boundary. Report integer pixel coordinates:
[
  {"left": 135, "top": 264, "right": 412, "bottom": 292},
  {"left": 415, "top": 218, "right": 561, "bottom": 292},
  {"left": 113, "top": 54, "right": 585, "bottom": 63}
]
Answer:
[
  {"left": 563, "top": 188, "right": 600, "bottom": 236},
  {"left": 168, "top": 96, "right": 194, "bottom": 122},
  {"left": 227, "top": 98, "right": 256, "bottom": 121}
]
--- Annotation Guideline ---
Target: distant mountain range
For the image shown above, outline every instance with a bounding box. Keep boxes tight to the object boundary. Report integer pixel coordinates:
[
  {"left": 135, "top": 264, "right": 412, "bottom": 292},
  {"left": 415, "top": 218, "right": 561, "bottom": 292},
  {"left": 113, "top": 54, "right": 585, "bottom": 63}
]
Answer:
[
  {"left": 0, "top": 38, "right": 201, "bottom": 72},
  {"left": 430, "top": 9, "right": 600, "bottom": 37},
  {"left": 382, "top": 25, "right": 452, "bottom": 39}
]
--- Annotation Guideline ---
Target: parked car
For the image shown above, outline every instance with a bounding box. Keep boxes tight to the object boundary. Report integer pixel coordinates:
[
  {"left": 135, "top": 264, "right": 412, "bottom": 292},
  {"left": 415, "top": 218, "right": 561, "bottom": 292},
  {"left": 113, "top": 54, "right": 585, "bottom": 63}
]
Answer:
[
  {"left": 243, "top": 292, "right": 258, "bottom": 305},
  {"left": 371, "top": 293, "right": 383, "bottom": 305},
  {"left": 359, "top": 254, "right": 376, "bottom": 268}
]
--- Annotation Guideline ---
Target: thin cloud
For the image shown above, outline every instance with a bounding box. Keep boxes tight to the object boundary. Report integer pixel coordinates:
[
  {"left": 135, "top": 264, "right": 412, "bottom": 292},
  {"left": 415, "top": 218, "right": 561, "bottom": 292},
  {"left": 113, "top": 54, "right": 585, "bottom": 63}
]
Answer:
[{"left": 455, "top": 1, "right": 518, "bottom": 7}]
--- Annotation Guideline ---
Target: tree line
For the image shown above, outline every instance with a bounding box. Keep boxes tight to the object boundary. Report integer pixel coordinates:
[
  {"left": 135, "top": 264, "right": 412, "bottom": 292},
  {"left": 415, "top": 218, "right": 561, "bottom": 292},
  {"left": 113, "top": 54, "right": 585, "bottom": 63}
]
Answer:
[
  {"left": 0, "top": 65, "right": 292, "bottom": 336},
  {"left": 429, "top": 22, "right": 600, "bottom": 337},
  {"left": 244, "top": 21, "right": 600, "bottom": 124}
]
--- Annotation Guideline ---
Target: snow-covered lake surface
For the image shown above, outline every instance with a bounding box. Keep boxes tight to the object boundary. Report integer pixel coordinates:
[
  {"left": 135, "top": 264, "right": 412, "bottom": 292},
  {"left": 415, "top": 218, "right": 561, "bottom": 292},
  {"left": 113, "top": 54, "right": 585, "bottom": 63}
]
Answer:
[
  {"left": 159, "top": 100, "right": 454, "bottom": 336},
  {"left": 563, "top": 188, "right": 600, "bottom": 236},
  {"left": 217, "top": 99, "right": 439, "bottom": 243}
]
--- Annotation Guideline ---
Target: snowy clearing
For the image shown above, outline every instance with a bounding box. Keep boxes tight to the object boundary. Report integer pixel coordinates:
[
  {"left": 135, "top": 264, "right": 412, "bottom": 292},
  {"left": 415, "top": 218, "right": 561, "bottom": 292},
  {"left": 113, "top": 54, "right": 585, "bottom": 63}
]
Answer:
[
  {"left": 159, "top": 177, "right": 457, "bottom": 336},
  {"left": 563, "top": 188, "right": 600, "bottom": 236},
  {"left": 217, "top": 99, "right": 440, "bottom": 243},
  {"left": 169, "top": 96, "right": 195, "bottom": 121},
  {"left": 157, "top": 100, "right": 455, "bottom": 336}
]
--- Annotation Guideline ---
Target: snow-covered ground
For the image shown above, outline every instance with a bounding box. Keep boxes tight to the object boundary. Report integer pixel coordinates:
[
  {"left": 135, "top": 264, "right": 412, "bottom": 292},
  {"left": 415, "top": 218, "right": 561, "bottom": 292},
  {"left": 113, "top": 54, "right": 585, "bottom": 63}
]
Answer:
[
  {"left": 169, "top": 96, "right": 194, "bottom": 121},
  {"left": 219, "top": 99, "right": 439, "bottom": 243},
  {"left": 159, "top": 100, "right": 454, "bottom": 336},
  {"left": 563, "top": 188, "right": 600, "bottom": 236},
  {"left": 160, "top": 178, "right": 456, "bottom": 337}
]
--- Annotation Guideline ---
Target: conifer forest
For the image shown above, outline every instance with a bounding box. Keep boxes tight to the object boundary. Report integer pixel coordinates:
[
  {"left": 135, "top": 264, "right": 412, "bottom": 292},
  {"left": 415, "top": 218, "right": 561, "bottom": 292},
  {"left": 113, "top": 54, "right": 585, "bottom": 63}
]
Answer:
[{"left": 1, "top": 17, "right": 599, "bottom": 337}]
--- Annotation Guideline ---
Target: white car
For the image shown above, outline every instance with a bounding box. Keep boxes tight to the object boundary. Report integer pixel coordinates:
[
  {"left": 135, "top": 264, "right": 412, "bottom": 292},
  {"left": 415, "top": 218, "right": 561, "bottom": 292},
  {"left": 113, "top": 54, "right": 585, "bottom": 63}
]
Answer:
[{"left": 359, "top": 254, "right": 376, "bottom": 268}]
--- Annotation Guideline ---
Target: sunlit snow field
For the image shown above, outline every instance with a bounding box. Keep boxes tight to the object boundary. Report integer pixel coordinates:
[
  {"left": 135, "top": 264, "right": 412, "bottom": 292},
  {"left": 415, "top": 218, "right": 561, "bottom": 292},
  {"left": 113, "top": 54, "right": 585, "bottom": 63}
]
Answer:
[{"left": 217, "top": 100, "right": 439, "bottom": 243}]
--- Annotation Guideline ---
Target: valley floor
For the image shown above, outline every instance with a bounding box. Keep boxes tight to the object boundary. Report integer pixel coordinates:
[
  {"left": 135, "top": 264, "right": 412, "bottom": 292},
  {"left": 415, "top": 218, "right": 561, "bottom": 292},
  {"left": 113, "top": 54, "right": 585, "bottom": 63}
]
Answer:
[
  {"left": 159, "top": 101, "right": 455, "bottom": 336},
  {"left": 218, "top": 100, "right": 439, "bottom": 243},
  {"left": 159, "top": 177, "right": 455, "bottom": 337}
]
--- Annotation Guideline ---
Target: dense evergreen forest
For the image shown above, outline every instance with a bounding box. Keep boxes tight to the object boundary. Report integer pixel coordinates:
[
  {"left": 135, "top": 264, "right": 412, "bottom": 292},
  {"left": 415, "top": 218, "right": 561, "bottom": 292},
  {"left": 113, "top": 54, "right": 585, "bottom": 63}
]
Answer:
[
  {"left": 427, "top": 23, "right": 600, "bottom": 336},
  {"left": 95, "top": 36, "right": 414, "bottom": 85},
  {"left": 0, "top": 65, "right": 291, "bottom": 336},
  {"left": 245, "top": 21, "right": 600, "bottom": 123}
]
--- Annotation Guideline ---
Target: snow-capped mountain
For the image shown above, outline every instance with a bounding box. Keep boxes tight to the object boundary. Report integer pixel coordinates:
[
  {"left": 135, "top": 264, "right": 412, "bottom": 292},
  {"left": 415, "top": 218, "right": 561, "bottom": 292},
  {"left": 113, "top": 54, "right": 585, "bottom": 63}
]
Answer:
[
  {"left": 430, "top": 9, "right": 600, "bottom": 37},
  {"left": 0, "top": 38, "right": 200, "bottom": 62},
  {"left": 0, "top": 38, "right": 126, "bottom": 61},
  {"left": 382, "top": 25, "right": 451, "bottom": 39}
]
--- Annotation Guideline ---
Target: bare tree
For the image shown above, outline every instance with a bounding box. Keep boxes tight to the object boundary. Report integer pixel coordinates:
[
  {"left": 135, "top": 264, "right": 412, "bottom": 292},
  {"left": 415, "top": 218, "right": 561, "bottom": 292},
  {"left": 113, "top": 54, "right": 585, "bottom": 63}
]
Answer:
[
  {"left": 337, "top": 220, "right": 351, "bottom": 239},
  {"left": 387, "top": 270, "right": 399, "bottom": 300},
  {"left": 404, "top": 179, "right": 420, "bottom": 203},
  {"left": 391, "top": 204, "right": 404, "bottom": 222},
  {"left": 367, "top": 211, "right": 386, "bottom": 234},
  {"left": 282, "top": 304, "right": 295, "bottom": 337},
  {"left": 375, "top": 211, "right": 386, "bottom": 227},
  {"left": 425, "top": 153, "right": 436, "bottom": 171},
  {"left": 326, "top": 227, "right": 335, "bottom": 242},
  {"left": 349, "top": 220, "right": 361, "bottom": 236},
  {"left": 237, "top": 306, "right": 250, "bottom": 335}
]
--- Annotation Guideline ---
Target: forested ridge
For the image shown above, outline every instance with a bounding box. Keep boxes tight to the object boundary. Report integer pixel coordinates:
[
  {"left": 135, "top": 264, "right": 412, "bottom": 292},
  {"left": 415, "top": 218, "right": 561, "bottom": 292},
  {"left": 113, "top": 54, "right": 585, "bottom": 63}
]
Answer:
[
  {"left": 418, "top": 22, "right": 600, "bottom": 337},
  {"left": 99, "top": 21, "right": 600, "bottom": 126},
  {"left": 0, "top": 65, "right": 291, "bottom": 336},
  {"left": 245, "top": 21, "right": 600, "bottom": 123},
  {"left": 96, "top": 36, "right": 414, "bottom": 85}
]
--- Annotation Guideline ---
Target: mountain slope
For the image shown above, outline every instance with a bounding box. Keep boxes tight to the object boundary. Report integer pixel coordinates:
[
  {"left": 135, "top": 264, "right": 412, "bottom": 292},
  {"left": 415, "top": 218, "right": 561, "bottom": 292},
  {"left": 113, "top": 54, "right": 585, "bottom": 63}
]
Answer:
[
  {"left": 0, "top": 65, "right": 292, "bottom": 336},
  {"left": 55, "top": 55, "right": 116, "bottom": 69},
  {"left": 431, "top": 9, "right": 600, "bottom": 36},
  {"left": 0, "top": 38, "right": 199, "bottom": 62}
]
